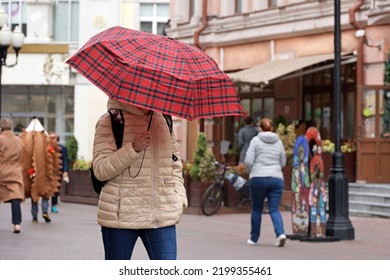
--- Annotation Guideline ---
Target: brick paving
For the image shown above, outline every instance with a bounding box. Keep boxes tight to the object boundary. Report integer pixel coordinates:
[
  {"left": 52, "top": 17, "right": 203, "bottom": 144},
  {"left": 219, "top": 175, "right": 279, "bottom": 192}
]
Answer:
[{"left": 0, "top": 200, "right": 389, "bottom": 260}]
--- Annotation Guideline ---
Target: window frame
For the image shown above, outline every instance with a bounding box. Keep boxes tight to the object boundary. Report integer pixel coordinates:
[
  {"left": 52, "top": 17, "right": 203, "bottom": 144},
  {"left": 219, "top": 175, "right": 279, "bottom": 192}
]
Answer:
[{"left": 139, "top": 2, "right": 169, "bottom": 35}]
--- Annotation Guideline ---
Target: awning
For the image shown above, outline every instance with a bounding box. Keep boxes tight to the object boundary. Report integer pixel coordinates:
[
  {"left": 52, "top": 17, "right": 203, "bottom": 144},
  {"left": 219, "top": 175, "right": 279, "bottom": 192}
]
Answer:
[{"left": 228, "top": 53, "right": 346, "bottom": 85}]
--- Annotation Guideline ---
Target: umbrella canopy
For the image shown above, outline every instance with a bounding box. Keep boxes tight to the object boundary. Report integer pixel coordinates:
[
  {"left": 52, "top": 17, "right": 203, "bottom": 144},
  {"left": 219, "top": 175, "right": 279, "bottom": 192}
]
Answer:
[{"left": 66, "top": 26, "right": 244, "bottom": 120}]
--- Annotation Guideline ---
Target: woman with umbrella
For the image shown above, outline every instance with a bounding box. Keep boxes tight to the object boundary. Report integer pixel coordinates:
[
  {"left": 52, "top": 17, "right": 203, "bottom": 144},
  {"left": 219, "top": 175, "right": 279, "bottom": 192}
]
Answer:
[
  {"left": 67, "top": 26, "right": 245, "bottom": 260},
  {"left": 92, "top": 99, "right": 187, "bottom": 260}
]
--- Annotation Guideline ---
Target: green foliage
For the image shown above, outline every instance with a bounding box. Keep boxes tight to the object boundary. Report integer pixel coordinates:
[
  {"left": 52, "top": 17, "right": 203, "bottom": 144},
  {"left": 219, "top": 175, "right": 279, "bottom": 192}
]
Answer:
[
  {"left": 72, "top": 158, "right": 91, "bottom": 170},
  {"left": 65, "top": 136, "right": 78, "bottom": 169},
  {"left": 198, "top": 150, "right": 217, "bottom": 183},
  {"left": 385, "top": 50, "right": 390, "bottom": 85},
  {"left": 274, "top": 115, "right": 287, "bottom": 133},
  {"left": 276, "top": 122, "right": 296, "bottom": 165},
  {"left": 188, "top": 132, "right": 217, "bottom": 182}
]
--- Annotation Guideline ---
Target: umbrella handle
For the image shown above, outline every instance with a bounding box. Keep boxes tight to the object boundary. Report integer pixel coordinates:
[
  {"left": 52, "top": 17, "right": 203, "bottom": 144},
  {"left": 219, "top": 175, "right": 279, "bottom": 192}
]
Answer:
[{"left": 147, "top": 111, "right": 154, "bottom": 131}]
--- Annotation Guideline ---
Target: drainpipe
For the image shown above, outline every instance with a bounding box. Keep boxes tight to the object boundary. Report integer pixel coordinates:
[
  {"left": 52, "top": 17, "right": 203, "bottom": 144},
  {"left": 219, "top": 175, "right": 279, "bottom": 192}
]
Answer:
[
  {"left": 194, "top": 0, "right": 208, "bottom": 132},
  {"left": 349, "top": 0, "right": 364, "bottom": 181},
  {"left": 194, "top": 0, "right": 208, "bottom": 51},
  {"left": 349, "top": 0, "right": 364, "bottom": 86}
]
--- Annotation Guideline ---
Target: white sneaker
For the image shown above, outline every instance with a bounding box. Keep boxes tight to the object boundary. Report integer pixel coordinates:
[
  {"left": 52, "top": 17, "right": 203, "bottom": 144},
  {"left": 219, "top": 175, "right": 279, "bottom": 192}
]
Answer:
[
  {"left": 275, "top": 234, "right": 286, "bottom": 247},
  {"left": 247, "top": 239, "right": 256, "bottom": 245},
  {"left": 13, "top": 224, "right": 21, "bottom": 234}
]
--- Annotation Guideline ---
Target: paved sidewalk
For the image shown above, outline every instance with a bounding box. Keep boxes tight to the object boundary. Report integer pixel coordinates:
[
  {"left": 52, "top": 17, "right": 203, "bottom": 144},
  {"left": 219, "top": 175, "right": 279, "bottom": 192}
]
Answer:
[{"left": 0, "top": 201, "right": 389, "bottom": 260}]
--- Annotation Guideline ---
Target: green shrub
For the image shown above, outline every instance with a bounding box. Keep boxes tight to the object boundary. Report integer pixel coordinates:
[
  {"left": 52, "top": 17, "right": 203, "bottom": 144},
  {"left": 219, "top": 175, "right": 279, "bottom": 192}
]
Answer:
[
  {"left": 65, "top": 136, "right": 78, "bottom": 169},
  {"left": 189, "top": 132, "right": 217, "bottom": 183},
  {"left": 72, "top": 158, "right": 91, "bottom": 170}
]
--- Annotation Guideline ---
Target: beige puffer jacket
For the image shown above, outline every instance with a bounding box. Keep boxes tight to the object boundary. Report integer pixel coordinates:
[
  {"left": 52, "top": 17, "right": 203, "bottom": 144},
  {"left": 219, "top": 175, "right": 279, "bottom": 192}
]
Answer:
[{"left": 93, "top": 99, "right": 188, "bottom": 229}]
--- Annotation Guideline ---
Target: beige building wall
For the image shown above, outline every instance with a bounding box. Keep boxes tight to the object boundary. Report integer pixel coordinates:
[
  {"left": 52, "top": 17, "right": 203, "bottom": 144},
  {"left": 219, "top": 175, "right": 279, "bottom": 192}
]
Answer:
[{"left": 167, "top": 0, "right": 390, "bottom": 166}]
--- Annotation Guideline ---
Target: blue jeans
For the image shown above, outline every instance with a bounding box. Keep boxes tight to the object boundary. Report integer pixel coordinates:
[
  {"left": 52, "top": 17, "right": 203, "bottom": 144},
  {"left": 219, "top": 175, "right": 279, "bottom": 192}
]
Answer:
[
  {"left": 10, "top": 199, "right": 22, "bottom": 225},
  {"left": 101, "top": 225, "right": 177, "bottom": 260},
  {"left": 249, "top": 177, "right": 285, "bottom": 243},
  {"left": 31, "top": 198, "right": 49, "bottom": 219}
]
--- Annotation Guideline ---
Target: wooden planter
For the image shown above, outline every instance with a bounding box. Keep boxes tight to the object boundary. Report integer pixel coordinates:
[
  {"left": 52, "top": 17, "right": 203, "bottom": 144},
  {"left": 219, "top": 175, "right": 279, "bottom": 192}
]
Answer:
[
  {"left": 188, "top": 181, "right": 210, "bottom": 207},
  {"left": 322, "top": 152, "right": 356, "bottom": 182},
  {"left": 281, "top": 165, "right": 293, "bottom": 211},
  {"left": 60, "top": 170, "right": 99, "bottom": 205},
  {"left": 186, "top": 174, "right": 246, "bottom": 208}
]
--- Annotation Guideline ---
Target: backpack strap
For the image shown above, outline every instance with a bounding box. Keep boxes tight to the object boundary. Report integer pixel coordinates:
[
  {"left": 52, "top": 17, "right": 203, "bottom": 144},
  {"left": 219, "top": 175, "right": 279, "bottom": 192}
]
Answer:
[
  {"left": 108, "top": 109, "right": 124, "bottom": 149},
  {"left": 162, "top": 113, "right": 178, "bottom": 162},
  {"left": 162, "top": 113, "right": 173, "bottom": 135}
]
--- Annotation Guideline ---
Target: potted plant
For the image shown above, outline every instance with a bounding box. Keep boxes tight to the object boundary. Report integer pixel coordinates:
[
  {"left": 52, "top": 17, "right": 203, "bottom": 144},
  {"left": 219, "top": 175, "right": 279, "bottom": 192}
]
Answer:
[
  {"left": 65, "top": 135, "right": 78, "bottom": 169},
  {"left": 322, "top": 138, "right": 356, "bottom": 182},
  {"left": 276, "top": 122, "right": 296, "bottom": 166},
  {"left": 187, "top": 132, "right": 217, "bottom": 207},
  {"left": 276, "top": 122, "right": 296, "bottom": 210}
]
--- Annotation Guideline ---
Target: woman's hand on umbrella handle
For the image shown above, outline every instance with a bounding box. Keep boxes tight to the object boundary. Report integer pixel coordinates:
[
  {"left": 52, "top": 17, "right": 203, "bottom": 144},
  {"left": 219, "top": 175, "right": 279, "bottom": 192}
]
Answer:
[{"left": 132, "top": 131, "right": 151, "bottom": 152}]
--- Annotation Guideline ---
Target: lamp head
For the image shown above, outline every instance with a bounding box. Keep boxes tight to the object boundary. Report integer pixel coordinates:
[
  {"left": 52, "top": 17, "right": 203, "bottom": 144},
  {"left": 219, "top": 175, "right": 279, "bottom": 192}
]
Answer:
[
  {"left": 0, "top": 24, "right": 12, "bottom": 46},
  {"left": 355, "top": 29, "right": 365, "bottom": 38},
  {"left": 11, "top": 25, "right": 25, "bottom": 49}
]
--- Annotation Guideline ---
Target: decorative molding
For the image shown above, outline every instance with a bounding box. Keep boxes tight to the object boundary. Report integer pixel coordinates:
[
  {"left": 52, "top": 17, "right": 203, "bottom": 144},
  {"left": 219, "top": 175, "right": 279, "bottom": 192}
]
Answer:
[{"left": 92, "top": 13, "right": 107, "bottom": 28}]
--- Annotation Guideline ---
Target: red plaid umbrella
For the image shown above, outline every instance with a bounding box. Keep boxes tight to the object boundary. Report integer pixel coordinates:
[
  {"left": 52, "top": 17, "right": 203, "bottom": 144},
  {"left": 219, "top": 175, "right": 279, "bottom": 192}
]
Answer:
[{"left": 66, "top": 26, "right": 244, "bottom": 120}]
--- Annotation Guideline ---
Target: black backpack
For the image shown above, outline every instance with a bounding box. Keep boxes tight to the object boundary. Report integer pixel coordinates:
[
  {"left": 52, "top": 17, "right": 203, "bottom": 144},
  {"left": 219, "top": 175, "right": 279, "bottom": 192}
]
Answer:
[{"left": 90, "top": 109, "right": 174, "bottom": 194}]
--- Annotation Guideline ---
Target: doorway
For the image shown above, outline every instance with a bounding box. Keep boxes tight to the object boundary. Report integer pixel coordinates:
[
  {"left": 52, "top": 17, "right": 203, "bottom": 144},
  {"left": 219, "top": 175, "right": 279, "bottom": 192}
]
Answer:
[{"left": 357, "top": 86, "right": 390, "bottom": 182}]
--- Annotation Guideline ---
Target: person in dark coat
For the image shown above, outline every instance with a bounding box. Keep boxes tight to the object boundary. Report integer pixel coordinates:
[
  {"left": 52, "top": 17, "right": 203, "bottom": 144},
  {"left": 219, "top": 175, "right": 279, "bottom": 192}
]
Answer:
[
  {"left": 48, "top": 132, "right": 68, "bottom": 213},
  {"left": 238, "top": 116, "right": 258, "bottom": 164},
  {"left": 0, "top": 118, "right": 25, "bottom": 233}
]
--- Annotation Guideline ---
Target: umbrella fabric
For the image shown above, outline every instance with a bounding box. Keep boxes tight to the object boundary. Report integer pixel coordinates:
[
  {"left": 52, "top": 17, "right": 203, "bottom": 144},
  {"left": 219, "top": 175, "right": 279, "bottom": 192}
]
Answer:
[{"left": 66, "top": 26, "right": 244, "bottom": 120}]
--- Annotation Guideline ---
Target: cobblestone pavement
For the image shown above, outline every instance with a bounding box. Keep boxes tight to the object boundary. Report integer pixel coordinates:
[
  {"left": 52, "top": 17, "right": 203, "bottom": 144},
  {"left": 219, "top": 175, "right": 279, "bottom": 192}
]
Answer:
[{"left": 1, "top": 201, "right": 389, "bottom": 260}]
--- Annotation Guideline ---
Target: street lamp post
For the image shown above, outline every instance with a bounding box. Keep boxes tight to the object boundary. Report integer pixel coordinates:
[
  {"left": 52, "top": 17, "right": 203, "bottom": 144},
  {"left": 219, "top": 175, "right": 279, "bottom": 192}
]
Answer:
[
  {"left": 0, "top": 6, "right": 25, "bottom": 118},
  {"left": 325, "top": 0, "right": 355, "bottom": 240}
]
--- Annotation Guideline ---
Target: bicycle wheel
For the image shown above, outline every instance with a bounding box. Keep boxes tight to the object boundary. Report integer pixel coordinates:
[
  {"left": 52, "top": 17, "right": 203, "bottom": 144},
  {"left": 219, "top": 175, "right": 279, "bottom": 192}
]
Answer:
[{"left": 201, "top": 183, "right": 223, "bottom": 216}]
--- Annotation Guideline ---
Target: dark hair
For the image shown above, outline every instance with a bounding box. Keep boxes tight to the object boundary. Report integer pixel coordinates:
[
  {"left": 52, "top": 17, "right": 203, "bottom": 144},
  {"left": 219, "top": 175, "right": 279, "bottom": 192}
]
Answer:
[
  {"left": 243, "top": 116, "right": 253, "bottom": 125},
  {"left": 48, "top": 131, "right": 60, "bottom": 142}
]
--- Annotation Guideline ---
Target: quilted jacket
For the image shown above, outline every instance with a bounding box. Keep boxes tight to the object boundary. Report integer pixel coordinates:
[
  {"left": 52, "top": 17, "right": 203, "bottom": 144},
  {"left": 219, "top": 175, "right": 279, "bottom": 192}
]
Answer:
[{"left": 93, "top": 99, "right": 188, "bottom": 229}]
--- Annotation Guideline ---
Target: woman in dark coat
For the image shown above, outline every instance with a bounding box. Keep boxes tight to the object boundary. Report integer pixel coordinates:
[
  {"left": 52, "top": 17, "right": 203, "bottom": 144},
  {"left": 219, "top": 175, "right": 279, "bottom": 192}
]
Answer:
[{"left": 0, "top": 118, "right": 25, "bottom": 233}]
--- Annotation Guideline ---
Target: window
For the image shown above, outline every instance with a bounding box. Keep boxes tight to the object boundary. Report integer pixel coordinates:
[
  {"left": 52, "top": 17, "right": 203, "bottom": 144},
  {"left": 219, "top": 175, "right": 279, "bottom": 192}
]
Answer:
[
  {"left": 235, "top": 0, "right": 242, "bottom": 14},
  {"left": 3, "top": 85, "right": 74, "bottom": 141},
  {"left": 303, "top": 63, "right": 356, "bottom": 140},
  {"left": 362, "top": 89, "right": 376, "bottom": 138},
  {"left": 382, "top": 90, "right": 390, "bottom": 138},
  {"left": 269, "top": 0, "right": 277, "bottom": 8},
  {"left": 140, "top": 2, "right": 169, "bottom": 35},
  {"left": 53, "top": 0, "right": 79, "bottom": 41},
  {"left": 189, "top": 0, "right": 195, "bottom": 19},
  {"left": 0, "top": 1, "right": 27, "bottom": 35}
]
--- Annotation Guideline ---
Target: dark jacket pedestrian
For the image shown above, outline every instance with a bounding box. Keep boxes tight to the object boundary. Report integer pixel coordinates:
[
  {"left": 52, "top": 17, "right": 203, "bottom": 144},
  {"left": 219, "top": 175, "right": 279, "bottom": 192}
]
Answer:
[
  {"left": 0, "top": 118, "right": 24, "bottom": 233},
  {"left": 244, "top": 118, "right": 287, "bottom": 247},
  {"left": 238, "top": 116, "right": 258, "bottom": 164},
  {"left": 48, "top": 132, "right": 69, "bottom": 213}
]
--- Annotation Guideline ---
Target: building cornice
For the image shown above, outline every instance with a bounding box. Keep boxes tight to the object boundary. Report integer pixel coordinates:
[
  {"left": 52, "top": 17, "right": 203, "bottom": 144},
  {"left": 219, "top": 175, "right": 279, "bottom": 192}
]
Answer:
[
  {"left": 167, "top": 0, "right": 385, "bottom": 48},
  {"left": 10, "top": 44, "right": 69, "bottom": 54}
]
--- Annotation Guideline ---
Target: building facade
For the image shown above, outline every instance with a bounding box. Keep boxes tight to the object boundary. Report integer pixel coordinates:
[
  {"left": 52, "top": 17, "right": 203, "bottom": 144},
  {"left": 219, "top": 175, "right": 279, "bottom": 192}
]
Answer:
[
  {"left": 3, "top": 0, "right": 389, "bottom": 182},
  {"left": 1, "top": 0, "right": 175, "bottom": 163},
  {"left": 166, "top": 0, "right": 390, "bottom": 183}
]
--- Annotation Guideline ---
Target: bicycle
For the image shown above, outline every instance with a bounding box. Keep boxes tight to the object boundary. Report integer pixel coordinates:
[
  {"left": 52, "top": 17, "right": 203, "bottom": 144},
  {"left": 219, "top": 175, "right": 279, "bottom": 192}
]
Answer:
[{"left": 200, "top": 161, "right": 251, "bottom": 216}]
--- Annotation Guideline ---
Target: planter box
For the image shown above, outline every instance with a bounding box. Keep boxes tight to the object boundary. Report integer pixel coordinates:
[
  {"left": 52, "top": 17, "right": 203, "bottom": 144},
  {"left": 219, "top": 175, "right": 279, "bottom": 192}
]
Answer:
[
  {"left": 60, "top": 170, "right": 99, "bottom": 205},
  {"left": 322, "top": 152, "right": 356, "bottom": 182},
  {"left": 188, "top": 181, "right": 210, "bottom": 207},
  {"left": 281, "top": 165, "right": 293, "bottom": 211}
]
